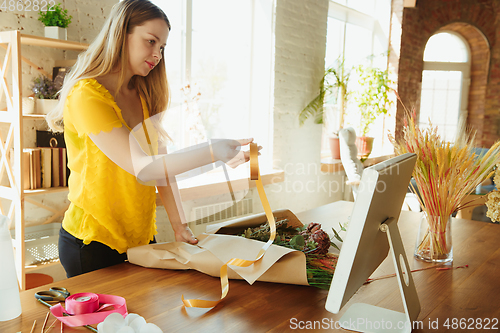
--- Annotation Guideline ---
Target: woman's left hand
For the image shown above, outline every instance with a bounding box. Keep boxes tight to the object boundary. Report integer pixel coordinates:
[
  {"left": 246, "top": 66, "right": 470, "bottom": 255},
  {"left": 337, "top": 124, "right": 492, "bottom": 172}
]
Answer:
[{"left": 213, "top": 138, "right": 262, "bottom": 168}]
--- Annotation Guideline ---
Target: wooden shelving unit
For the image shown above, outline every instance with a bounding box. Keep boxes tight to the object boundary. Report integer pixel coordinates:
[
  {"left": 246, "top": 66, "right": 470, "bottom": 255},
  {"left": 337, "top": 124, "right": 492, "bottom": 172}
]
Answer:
[
  {"left": 22, "top": 114, "right": 47, "bottom": 120},
  {"left": 0, "top": 30, "right": 87, "bottom": 289}
]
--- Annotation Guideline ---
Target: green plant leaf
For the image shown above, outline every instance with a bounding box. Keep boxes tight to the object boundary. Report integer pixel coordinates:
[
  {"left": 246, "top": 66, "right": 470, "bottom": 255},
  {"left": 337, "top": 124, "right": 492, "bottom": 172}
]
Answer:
[
  {"left": 330, "top": 241, "right": 340, "bottom": 251},
  {"left": 299, "top": 91, "right": 325, "bottom": 126},
  {"left": 298, "top": 57, "right": 352, "bottom": 130},
  {"left": 331, "top": 227, "right": 343, "bottom": 242},
  {"left": 290, "top": 235, "right": 305, "bottom": 249}
]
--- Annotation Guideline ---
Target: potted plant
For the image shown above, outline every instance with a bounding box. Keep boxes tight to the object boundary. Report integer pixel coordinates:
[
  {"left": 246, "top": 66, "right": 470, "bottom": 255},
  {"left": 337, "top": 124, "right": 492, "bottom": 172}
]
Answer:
[
  {"left": 30, "top": 75, "right": 59, "bottom": 115},
  {"left": 353, "top": 64, "right": 393, "bottom": 159},
  {"left": 299, "top": 58, "right": 352, "bottom": 159},
  {"left": 38, "top": 3, "right": 72, "bottom": 40}
]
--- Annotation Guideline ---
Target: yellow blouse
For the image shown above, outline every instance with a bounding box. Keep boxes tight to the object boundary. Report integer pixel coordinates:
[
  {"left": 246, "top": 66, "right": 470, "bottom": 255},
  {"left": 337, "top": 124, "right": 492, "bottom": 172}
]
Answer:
[{"left": 62, "top": 78, "right": 157, "bottom": 253}]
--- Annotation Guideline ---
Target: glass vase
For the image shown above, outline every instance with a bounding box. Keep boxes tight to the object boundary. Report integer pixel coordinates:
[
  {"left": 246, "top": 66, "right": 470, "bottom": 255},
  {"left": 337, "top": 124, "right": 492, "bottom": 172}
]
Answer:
[{"left": 414, "top": 213, "right": 453, "bottom": 263}]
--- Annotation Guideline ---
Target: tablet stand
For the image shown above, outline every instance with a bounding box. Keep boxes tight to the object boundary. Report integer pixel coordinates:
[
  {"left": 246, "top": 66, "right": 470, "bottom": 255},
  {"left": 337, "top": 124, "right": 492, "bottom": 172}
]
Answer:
[{"left": 338, "top": 217, "right": 421, "bottom": 333}]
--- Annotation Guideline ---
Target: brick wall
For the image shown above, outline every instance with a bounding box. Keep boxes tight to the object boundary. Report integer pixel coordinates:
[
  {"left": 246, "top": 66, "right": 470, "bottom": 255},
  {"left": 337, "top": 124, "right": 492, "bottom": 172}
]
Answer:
[
  {"left": 445, "top": 22, "right": 490, "bottom": 142},
  {"left": 0, "top": 0, "right": 117, "bottom": 99},
  {"left": 397, "top": 0, "right": 500, "bottom": 147},
  {"left": 0, "top": 0, "right": 117, "bottom": 224}
]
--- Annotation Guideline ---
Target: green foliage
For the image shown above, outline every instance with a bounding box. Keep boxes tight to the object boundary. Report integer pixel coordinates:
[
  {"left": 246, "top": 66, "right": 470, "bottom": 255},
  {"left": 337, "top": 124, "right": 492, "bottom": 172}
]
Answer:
[
  {"left": 240, "top": 219, "right": 296, "bottom": 243},
  {"left": 240, "top": 220, "right": 324, "bottom": 253},
  {"left": 289, "top": 234, "right": 305, "bottom": 250},
  {"left": 330, "top": 222, "right": 347, "bottom": 251},
  {"left": 38, "top": 3, "right": 72, "bottom": 28},
  {"left": 299, "top": 58, "right": 351, "bottom": 133},
  {"left": 354, "top": 65, "right": 393, "bottom": 137}
]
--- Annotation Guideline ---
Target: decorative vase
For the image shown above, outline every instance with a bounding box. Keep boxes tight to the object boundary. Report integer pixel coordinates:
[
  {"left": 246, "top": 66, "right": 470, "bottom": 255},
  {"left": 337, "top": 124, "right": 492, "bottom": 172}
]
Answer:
[
  {"left": 414, "top": 213, "right": 453, "bottom": 263},
  {"left": 22, "top": 97, "right": 35, "bottom": 115},
  {"left": 329, "top": 136, "right": 340, "bottom": 160},
  {"left": 355, "top": 136, "right": 374, "bottom": 159},
  {"left": 44, "top": 26, "right": 67, "bottom": 40},
  {"left": 35, "top": 99, "right": 59, "bottom": 115}
]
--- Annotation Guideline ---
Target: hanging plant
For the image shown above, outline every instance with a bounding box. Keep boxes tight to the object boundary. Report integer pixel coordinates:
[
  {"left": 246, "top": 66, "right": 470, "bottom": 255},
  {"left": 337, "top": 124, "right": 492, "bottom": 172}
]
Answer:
[{"left": 299, "top": 57, "right": 352, "bottom": 136}]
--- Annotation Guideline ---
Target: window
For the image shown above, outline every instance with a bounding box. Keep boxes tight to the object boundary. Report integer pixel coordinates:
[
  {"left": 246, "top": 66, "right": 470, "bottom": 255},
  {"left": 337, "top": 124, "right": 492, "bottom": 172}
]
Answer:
[
  {"left": 419, "top": 32, "right": 470, "bottom": 142},
  {"left": 323, "top": 0, "right": 392, "bottom": 156},
  {"left": 152, "top": 0, "right": 274, "bottom": 166}
]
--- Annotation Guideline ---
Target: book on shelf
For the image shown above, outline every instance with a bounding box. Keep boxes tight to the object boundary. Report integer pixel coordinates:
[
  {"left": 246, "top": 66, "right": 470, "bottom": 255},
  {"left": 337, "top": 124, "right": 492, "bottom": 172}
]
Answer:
[
  {"left": 36, "top": 130, "right": 70, "bottom": 186},
  {"left": 22, "top": 150, "right": 30, "bottom": 190},
  {"left": 60, "top": 148, "right": 67, "bottom": 187},
  {"left": 40, "top": 148, "right": 51, "bottom": 188},
  {"left": 21, "top": 147, "right": 68, "bottom": 190},
  {"left": 7, "top": 132, "right": 70, "bottom": 191},
  {"left": 51, "top": 148, "right": 60, "bottom": 187},
  {"left": 31, "top": 148, "right": 41, "bottom": 189}
]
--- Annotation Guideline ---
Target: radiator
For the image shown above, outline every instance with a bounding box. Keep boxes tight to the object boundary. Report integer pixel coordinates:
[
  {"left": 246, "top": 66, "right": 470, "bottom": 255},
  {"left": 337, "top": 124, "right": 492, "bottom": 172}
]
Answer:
[{"left": 191, "top": 198, "right": 254, "bottom": 226}]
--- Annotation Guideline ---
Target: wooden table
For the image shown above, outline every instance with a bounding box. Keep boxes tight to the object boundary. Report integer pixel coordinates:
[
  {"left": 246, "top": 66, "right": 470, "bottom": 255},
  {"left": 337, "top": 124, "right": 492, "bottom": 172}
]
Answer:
[{"left": 4, "top": 201, "right": 500, "bottom": 332}]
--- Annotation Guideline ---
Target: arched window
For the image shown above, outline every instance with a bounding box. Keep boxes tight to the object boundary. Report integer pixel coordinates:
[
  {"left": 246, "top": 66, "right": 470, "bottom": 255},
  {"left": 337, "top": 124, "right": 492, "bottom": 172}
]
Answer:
[{"left": 419, "top": 32, "right": 471, "bottom": 142}]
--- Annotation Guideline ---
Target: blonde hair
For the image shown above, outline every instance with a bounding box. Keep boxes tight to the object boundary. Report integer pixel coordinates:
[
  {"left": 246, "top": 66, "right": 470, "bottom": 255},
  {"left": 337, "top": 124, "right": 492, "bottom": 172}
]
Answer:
[{"left": 47, "top": 0, "right": 171, "bottom": 141}]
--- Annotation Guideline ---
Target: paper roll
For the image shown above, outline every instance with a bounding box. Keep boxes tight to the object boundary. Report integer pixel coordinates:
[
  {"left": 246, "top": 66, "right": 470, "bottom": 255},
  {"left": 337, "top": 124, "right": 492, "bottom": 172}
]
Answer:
[{"left": 0, "top": 215, "right": 22, "bottom": 321}]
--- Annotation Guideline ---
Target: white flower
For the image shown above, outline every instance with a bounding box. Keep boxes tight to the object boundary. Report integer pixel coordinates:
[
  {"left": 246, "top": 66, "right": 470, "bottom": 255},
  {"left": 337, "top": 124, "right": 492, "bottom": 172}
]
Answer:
[
  {"left": 486, "top": 190, "right": 500, "bottom": 223},
  {"left": 97, "top": 313, "right": 163, "bottom": 333}
]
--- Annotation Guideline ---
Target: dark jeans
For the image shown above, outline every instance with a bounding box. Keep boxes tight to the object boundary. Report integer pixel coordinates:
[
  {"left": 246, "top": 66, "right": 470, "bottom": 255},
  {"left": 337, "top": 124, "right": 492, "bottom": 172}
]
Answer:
[{"left": 58, "top": 226, "right": 128, "bottom": 278}]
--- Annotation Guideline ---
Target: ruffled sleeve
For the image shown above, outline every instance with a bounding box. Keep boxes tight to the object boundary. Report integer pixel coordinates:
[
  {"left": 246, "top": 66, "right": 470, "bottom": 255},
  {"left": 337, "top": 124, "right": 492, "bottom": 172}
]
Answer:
[{"left": 65, "top": 79, "right": 123, "bottom": 136}]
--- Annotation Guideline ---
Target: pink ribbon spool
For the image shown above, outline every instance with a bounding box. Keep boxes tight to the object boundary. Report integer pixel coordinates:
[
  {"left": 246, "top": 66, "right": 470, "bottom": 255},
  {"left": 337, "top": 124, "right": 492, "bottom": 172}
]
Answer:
[
  {"left": 50, "top": 293, "right": 128, "bottom": 327},
  {"left": 66, "top": 293, "right": 100, "bottom": 315}
]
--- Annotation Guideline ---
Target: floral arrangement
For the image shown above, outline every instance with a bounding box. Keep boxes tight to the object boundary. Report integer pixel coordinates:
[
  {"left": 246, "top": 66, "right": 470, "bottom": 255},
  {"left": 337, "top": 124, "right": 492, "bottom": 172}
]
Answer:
[
  {"left": 31, "top": 76, "right": 58, "bottom": 99},
  {"left": 390, "top": 110, "right": 500, "bottom": 260},
  {"left": 239, "top": 219, "right": 345, "bottom": 289},
  {"left": 486, "top": 164, "right": 500, "bottom": 223},
  {"left": 38, "top": 3, "right": 72, "bottom": 28}
]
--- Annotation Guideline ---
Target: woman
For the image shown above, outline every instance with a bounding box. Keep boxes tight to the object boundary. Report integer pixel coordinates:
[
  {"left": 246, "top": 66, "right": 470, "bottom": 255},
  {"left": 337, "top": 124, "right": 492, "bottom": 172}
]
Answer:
[{"left": 47, "top": 0, "right": 254, "bottom": 277}]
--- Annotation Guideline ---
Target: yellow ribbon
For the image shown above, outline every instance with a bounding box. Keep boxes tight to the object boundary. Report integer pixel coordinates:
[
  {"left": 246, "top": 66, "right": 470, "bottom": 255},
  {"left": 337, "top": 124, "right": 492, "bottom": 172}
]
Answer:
[{"left": 182, "top": 142, "right": 276, "bottom": 308}]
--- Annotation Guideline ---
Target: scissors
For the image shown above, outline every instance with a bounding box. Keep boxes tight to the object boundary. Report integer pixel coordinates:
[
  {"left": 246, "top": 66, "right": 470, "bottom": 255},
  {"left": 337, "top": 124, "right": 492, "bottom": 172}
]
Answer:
[{"left": 35, "top": 287, "right": 70, "bottom": 302}]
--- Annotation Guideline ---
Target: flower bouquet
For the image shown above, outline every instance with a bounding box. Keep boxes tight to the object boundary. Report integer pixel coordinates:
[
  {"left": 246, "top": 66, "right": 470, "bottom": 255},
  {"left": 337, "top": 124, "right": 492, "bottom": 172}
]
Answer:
[
  {"left": 238, "top": 218, "right": 342, "bottom": 289},
  {"left": 127, "top": 209, "right": 342, "bottom": 290},
  {"left": 390, "top": 111, "right": 500, "bottom": 262}
]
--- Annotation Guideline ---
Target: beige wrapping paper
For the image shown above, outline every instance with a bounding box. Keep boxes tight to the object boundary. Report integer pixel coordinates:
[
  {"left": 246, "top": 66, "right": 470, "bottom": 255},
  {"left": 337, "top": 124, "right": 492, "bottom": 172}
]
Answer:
[{"left": 127, "top": 209, "right": 309, "bottom": 286}]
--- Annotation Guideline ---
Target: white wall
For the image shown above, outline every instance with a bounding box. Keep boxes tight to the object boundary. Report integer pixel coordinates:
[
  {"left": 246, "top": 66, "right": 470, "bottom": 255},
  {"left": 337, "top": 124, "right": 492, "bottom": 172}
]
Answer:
[{"left": 266, "top": 0, "right": 344, "bottom": 213}]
